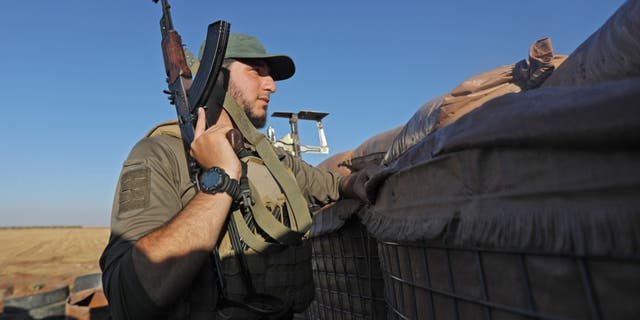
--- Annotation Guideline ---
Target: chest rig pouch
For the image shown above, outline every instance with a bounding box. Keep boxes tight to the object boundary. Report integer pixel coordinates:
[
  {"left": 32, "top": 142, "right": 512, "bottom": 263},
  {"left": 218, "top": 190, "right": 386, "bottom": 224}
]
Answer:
[{"left": 212, "top": 96, "right": 314, "bottom": 319}]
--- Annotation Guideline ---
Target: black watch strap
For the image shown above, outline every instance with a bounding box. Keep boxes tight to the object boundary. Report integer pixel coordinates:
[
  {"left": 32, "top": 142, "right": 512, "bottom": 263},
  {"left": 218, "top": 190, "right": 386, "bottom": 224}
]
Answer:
[
  {"left": 198, "top": 167, "right": 241, "bottom": 201},
  {"left": 223, "top": 176, "right": 241, "bottom": 202}
]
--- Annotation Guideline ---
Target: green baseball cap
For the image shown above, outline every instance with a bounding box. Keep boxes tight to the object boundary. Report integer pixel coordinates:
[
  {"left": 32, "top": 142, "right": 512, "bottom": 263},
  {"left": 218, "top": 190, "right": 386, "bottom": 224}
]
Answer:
[{"left": 198, "top": 32, "right": 295, "bottom": 81}]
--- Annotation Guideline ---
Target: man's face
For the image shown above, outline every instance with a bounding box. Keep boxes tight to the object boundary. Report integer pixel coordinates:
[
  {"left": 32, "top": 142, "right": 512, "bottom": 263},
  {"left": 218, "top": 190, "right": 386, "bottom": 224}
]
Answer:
[{"left": 227, "top": 59, "right": 276, "bottom": 129}]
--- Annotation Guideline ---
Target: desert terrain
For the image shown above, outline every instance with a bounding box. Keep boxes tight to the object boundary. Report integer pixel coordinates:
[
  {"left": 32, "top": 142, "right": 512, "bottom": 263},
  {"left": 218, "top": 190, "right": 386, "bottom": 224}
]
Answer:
[{"left": 0, "top": 227, "right": 110, "bottom": 308}]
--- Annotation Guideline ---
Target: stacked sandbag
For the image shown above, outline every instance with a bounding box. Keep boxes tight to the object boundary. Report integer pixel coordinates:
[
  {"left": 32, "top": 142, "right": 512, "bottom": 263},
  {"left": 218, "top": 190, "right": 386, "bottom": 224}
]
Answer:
[
  {"left": 307, "top": 36, "right": 565, "bottom": 320},
  {"left": 312, "top": 3, "right": 639, "bottom": 319},
  {"left": 366, "top": 76, "right": 640, "bottom": 320},
  {"left": 349, "top": 126, "right": 404, "bottom": 171},
  {"left": 315, "top": 150, "right": 353, "bottom": 177},
  {"left": 361, "top": 4, "right": 640, "bottom": 315},
  {"left": 367, "top": 76, "right": 640, "bottom": 244},
  {"left": 384, "top": 37, "right": 567, "bottom": 165},
  {"left": 542, "top": 0, "right": 640, "bottom": 87},
  {"left": 354, "top": 2, "right": 640, "bottom": 319}
]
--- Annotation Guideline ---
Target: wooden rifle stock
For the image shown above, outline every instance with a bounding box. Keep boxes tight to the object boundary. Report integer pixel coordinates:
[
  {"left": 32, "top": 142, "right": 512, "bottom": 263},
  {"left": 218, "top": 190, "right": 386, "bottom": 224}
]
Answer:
[
  {"left": 153, "top": 0, "right": 230, "bottom": 180},
  {"left": 162, "top": 31, "right": 193, "bottom": 86},
  {"left": 154, "top": 0, "right": 192, "bottom": 87}
]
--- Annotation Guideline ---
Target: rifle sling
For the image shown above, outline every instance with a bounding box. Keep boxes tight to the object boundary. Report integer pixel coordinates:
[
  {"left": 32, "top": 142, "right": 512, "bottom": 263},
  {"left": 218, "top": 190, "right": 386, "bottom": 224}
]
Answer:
[
  {"left": 222, "top": 95, "right": 312, "bottom": 237},
  {"left": 246, "top": 179, "right": 304, "bottom": 246},
  {"left": 232, "top": 210, "right": 283, "bottom": 254}
]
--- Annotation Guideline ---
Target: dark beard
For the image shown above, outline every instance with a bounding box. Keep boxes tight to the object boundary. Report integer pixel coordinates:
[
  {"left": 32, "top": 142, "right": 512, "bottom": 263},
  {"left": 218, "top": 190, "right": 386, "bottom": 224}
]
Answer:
[
  {"left": 247, "top": 110, "right": 267, "bottom": 129},
  {"left": 229, "top": 81, "right": 267, "bottom": 129}
]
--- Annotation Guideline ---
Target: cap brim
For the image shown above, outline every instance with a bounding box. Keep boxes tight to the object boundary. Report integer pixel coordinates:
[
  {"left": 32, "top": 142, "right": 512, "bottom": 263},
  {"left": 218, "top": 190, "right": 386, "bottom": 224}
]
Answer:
[
  {"left": 226, "top": 53, "right": 295, "bottom": 81},
  {"left": 264, "top": 55, "right": 295, "bottom": 81}
]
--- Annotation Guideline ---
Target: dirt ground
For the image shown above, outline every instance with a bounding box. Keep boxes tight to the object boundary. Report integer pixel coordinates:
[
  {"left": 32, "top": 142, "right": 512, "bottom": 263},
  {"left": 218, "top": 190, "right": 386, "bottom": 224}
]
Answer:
[{"left": 0, "top": 227, "right": 110, "bottom": 306}]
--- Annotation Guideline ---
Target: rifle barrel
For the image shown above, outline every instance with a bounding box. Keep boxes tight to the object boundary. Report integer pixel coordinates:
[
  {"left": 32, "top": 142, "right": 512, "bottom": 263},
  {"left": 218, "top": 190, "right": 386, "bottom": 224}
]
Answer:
[{"left": 153, "top": 0, "right": 174, "bottom": 35}]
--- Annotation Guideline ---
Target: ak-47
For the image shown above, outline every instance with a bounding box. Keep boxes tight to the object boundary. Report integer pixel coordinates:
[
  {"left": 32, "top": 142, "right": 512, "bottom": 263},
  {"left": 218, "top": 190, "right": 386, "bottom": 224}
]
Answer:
[
  {"left": 153, "top": 0, "right": 231, "bottom": 181},
  {"left": 152, "top": 2, "right": 289, "bottom": 315},
  {"left": 153, "top": 1, "right": 267, "bottom": 314}
]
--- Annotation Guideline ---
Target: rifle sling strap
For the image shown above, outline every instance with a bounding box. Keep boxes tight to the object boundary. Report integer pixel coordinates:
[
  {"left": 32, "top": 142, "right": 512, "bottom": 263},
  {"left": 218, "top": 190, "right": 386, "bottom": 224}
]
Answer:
[{"left": 222, "top": 95, "right": 312, "bottom": 240}]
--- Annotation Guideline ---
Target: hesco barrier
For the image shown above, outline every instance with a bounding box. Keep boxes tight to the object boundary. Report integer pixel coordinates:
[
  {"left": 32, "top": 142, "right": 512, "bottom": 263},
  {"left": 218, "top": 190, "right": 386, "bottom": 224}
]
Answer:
[
  {"left": 306, "top": 200, "right": 386, "bottom": 320},
  {"left": 309, "top": 2, "right": 640, "bottom": 317},
  {"left": 377, "top": 241, "right": 639, "bottom": 320},
  {"left": 362, "top": 77, "right": 640, "bottom": 319}
]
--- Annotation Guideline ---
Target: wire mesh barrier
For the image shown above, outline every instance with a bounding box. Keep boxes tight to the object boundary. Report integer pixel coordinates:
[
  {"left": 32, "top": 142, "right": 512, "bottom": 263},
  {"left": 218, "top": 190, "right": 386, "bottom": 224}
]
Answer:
[
  {"left": 378, "top": 241, "right": 640, "bottom": 320},
  {"left": 307, "top": 216, "right": 386, "bottom": 320},
  {"left": 360, "top": 74, "right": 640, "bottom": 320}
]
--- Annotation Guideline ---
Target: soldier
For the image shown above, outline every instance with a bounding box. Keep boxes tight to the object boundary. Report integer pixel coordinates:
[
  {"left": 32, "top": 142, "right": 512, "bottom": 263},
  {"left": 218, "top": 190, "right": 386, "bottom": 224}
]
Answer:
[{"left": 100, "top": 32, "right": 368, "bottom": 319}]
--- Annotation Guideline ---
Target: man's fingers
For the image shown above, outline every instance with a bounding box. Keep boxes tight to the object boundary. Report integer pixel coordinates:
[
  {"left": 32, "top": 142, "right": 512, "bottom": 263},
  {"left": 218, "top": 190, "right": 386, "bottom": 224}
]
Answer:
[{"left": 194, "top": 107, "right": 206, "bottom": 139}]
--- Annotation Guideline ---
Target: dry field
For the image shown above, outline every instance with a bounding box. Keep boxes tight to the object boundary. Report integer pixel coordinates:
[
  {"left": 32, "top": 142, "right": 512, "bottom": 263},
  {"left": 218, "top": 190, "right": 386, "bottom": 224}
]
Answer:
[{"left": 0, "top": 227, "right": 109, "bottom": 303}]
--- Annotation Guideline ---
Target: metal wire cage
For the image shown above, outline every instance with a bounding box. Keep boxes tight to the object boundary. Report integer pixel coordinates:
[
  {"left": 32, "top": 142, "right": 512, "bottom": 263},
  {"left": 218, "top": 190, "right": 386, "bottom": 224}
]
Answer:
[
  {"left": 378, "top": 241, "right": 640, "bottom": 320},
  {"left": 308, "top": 216, "right": 386, "bottom": 320}
]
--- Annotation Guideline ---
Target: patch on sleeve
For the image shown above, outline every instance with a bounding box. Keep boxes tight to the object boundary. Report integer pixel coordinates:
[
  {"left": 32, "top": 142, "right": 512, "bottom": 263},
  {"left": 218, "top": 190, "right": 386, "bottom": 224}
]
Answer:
[{"left": 118, "top": 167, "right": 150, "bottom": 213}]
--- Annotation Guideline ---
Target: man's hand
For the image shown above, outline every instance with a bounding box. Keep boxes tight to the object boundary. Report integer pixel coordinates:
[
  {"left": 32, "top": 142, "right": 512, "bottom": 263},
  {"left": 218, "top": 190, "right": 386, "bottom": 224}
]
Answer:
[
  {"left": 340, "top": 164, "right": 383, "bottom": 204},
  {"left": 131, "top": 108, "right": 243, "bottom": 308},
  {"left": 190, "top": 108, "right": 242, "bottom": 180}
]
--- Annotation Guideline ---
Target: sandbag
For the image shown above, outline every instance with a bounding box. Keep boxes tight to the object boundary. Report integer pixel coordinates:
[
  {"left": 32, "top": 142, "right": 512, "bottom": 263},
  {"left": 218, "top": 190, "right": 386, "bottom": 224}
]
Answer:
[
  {"left": 315, "top": 150, "right": 353, "bottom": 176},
  {"left": 349, "top": 126, "right": 403, "bottom": 171},
  {"left": 365, "top": 77, "right": 640, "bottom": 256},
  {"left": 367, "top": 78, "right": 640, "bottom": 319},
  {"left": 542, "top": 0, "right": 640, "bottom": 87},
  {"left": 309, "top": 199, "right": 363, "bottom": 237},
  {"left": 383, "top": 38, "right": 567, "bottom": 165}
]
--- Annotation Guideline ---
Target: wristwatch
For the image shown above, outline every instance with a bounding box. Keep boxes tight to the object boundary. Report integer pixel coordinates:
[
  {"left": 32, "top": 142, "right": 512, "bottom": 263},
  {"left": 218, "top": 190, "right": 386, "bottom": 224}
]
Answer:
[{"left": 197, "top": 167, "right": 240, "bottom": 201}]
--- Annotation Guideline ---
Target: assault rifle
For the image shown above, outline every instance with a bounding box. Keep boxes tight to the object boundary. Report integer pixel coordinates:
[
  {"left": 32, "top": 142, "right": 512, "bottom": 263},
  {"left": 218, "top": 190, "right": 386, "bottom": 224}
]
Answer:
[
  {"left": 152, "top": 1, "right": 285, "bottom": 316},
  {"left": 153, "top": 0, "right": 231, "bottom": 180},
  {"left": 153, "top": 0, "right": 235, "bottom": 307}
]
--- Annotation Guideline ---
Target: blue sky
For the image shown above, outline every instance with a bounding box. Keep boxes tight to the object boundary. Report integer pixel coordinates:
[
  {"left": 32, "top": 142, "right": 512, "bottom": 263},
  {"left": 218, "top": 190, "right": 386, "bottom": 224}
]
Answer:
[{"left": 0, "top": 0, "right": 626, "bottom": 226}]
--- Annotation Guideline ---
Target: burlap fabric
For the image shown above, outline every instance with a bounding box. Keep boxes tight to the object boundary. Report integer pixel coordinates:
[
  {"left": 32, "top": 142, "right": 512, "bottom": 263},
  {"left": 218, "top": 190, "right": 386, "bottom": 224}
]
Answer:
[{"left": 384, "top": 38, "right": 567, "bottom": 165}]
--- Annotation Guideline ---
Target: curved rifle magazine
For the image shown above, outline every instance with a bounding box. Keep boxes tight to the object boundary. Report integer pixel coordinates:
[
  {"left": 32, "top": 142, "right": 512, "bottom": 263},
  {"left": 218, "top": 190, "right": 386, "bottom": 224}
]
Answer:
[{"left": 189, "top": 21, "right": 231, "bottom": 112}]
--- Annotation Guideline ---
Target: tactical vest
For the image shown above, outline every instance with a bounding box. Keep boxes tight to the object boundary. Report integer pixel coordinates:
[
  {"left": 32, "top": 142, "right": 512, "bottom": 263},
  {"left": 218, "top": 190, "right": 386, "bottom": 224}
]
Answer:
[{"left": 146, "top": 96, "right": 314, "bottom": 319}]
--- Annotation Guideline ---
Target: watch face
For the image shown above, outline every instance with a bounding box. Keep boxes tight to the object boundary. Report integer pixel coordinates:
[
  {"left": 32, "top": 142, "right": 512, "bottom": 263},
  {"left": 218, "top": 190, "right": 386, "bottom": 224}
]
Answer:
[{"left": 201, "top": 168, "right": 223, "bottom": 191}]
